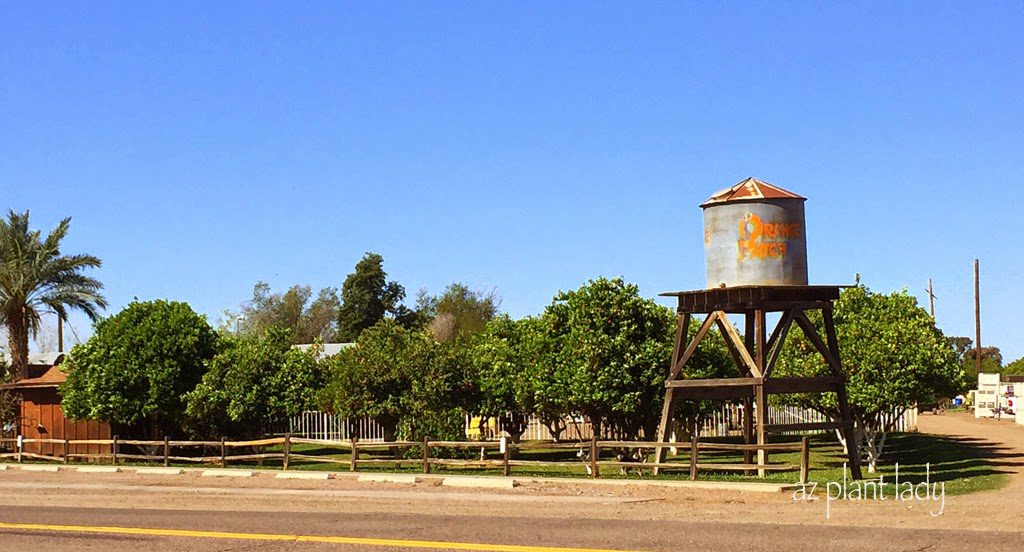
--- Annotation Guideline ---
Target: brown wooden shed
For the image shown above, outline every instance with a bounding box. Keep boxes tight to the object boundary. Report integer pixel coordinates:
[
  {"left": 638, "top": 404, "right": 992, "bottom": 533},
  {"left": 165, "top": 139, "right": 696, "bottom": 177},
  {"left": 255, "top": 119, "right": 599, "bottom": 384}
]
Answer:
[{"left": 1, "top": 353, "right": 111, "bottom": 457}]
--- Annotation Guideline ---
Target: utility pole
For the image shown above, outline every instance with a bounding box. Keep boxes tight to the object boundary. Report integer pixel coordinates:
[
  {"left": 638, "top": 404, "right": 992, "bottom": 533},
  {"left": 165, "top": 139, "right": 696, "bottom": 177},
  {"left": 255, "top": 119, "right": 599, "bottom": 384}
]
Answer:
[
  {"left": 974, "top": 259, "right": 981, "bottom": 376},
  {"left": 57, "top": 315, "right": 64, "bottom": 353},
  {"left": 925, "top": 278, "right": 936, "bottom": 318}
]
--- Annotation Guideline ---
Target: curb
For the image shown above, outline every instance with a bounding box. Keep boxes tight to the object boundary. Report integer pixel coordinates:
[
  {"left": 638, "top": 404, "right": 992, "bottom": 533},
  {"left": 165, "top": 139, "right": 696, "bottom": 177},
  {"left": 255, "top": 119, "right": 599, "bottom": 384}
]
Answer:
[
  {"left": 276, "top": 471, "right": 330, "bottom": 480},
  {"left": 201, "top": 469, "right": 254, "bottom": 478},
  {"left": 357, "top": 474, "right": 419, "bottom": 484},
  {"left": 442, "top": 476, "right": 517, "bottom": 489},
  {"left": 77, "top": 466, "right": 120, "bottom": 473},
  {"left": 134, "top": 467, "right": 184, "bottom": 475},
  {"left": 19, "top": 465, "right": 60, "bottom": 472}
]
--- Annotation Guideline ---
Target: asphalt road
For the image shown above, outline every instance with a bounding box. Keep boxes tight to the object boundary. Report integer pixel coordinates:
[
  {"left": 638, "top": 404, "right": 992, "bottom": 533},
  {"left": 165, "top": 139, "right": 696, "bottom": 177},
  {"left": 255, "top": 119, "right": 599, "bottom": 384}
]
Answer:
[{"left": 0, "top": 503, "right": 1020, "bottom": 552}]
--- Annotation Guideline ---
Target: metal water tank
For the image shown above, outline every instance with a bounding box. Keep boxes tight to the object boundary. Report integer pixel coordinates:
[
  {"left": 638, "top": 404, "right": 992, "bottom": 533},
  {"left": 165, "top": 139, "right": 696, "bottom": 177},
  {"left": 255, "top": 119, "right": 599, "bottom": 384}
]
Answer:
[{"left": 701, "top": 177, "right": 808, "bottom": 288}]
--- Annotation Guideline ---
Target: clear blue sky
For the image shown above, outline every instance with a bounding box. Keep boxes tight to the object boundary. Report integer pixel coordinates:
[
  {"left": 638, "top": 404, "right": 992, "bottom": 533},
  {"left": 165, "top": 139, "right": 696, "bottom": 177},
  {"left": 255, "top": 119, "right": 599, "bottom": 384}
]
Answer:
[{"left": 3, "top": 3, "right": 1022, "bottom": 361}]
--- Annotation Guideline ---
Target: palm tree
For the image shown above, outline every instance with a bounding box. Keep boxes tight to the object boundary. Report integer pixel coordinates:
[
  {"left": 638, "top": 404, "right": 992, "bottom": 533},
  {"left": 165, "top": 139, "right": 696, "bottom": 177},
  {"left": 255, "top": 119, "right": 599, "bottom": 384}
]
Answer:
[{"left": 0, "top": 210, "right": 107, "bottom": 379}]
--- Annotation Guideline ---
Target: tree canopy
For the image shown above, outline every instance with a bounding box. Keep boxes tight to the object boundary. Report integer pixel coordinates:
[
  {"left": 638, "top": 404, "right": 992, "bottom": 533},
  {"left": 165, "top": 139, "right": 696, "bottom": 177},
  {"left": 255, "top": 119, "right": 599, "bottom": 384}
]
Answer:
[
  {"left": 336, "top": 253, "right": 417, "bottom": 341},
  {"left": 1004, "top": 356, "right": 1024, "bottom": 376},
  {"left": 321, "top": 320, "right": 474, "bottom": 442},
  {"left": 185, "top": 328, "right": 326, "bottom": 438},
  {"left": 227, "top": 282, "right": 340, "bottom": 344},
  {"left": 541, "top": 277, "right": 675, "bottom": 441},
  {"left": 421, "top": 283, "right": 500, "bottom": 342},
  {"left": 320, "top": 320, "right": 433, "bottom": 441},
  {"left": 61, "top": 300, "right": 219, "bottom": 437},
  {"left": 469, "top": 315, "right": 547, "bottom": 442},
  {"left": 0, "top": 210, "right": 107, "bottom": 379}
]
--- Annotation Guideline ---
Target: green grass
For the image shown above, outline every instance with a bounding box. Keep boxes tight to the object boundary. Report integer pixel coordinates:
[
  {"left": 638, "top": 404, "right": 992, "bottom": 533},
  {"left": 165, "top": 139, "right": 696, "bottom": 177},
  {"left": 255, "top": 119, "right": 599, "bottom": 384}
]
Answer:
[{"left": 9, "top": 432, "right": 1014, "bottom": 495}]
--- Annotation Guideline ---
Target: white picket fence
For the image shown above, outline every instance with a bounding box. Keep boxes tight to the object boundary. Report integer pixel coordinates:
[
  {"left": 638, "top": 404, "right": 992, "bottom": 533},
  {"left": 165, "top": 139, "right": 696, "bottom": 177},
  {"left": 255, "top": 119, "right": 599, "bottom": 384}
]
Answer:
[
  {"left": 289, "top": 404, "right": 918, "bottom": 442},
  {"left": 697, "top": 404, "right": 918, "bottom": 437},
  {"left": 288, "top": 411, "right": 387, "bottom": 442}
]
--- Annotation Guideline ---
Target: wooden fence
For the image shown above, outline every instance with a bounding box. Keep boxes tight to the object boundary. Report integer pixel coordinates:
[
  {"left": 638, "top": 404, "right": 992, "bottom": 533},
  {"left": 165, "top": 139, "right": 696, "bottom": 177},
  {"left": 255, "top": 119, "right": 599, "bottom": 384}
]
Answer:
[{"left": 0, "top": 435, "right": 810, "bottom": 483}]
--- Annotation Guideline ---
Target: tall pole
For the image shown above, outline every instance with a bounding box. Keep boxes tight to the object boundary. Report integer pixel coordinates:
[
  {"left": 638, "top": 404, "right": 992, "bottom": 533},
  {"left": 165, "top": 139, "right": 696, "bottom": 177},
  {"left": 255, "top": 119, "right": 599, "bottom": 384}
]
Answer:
[
  {"left": 927, "top": 278, "right": 935, "bottom": 318},
  {"left": 57, "top": 315, "right": 64, "bottom": 353},
  {"left": 974, "top": 259, "right": 981, "bottom": 376}
]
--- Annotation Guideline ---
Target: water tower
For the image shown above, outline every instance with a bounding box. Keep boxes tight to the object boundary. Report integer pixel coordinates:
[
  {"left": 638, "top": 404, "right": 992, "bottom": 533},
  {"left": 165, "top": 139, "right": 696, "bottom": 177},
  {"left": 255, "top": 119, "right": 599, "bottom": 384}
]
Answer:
[{"left": 654, "top": 177, "right": 862, "bottom": 480}]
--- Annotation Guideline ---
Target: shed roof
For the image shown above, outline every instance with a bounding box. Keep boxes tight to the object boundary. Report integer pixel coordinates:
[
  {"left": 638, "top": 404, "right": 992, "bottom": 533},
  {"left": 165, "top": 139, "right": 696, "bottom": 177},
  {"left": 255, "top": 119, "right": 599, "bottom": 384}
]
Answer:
[
  {"left": 1, "top": 364, "right": 66, "bottom": 390},
  {"left": 700, "top": 177, "right": 805, "bottom": 207}
]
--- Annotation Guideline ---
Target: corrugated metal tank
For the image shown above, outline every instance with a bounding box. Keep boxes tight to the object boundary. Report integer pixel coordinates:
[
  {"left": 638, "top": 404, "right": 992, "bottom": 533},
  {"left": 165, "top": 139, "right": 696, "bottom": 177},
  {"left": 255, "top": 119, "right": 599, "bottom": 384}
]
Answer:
[{"left": 701, "top": 178, "right": 808, "bottom": 288}]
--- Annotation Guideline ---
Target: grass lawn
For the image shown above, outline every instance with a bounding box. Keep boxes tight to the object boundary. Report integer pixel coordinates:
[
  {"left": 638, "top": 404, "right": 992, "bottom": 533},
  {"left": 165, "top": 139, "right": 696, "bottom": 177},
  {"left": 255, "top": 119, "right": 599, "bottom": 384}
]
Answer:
[{"left": 199, "top": 432, "right": 1013, "bottom": 494}]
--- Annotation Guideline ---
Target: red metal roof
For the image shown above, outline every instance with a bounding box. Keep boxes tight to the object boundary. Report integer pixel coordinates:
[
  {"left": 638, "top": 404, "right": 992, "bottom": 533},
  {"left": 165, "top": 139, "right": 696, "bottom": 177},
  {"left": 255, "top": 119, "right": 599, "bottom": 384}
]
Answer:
[
  {"left": 700, "top": 177, "right": 805, "bottom": 207},
  {"left": 0, "top": 364, "right": 67, "bottom": 390}
]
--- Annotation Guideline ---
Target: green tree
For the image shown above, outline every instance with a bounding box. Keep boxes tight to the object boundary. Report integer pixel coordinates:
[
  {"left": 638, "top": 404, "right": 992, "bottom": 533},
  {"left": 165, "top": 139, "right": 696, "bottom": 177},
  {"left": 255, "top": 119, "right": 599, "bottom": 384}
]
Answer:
[
  {"left": 774, "top": 285, "right": 963, "bottom": 472},
  {"left": 541, "top": 277, "right": 675, "bottom": 441},
  {"left": 185, "top": 328, "right": 325, "bottom": 439},
  {"left": 226, "top": 282, "right": 340, "bottom": 343},
  {"left": 61, "top": 300, "right": 218, "bottom": 437},
  {"left": 399, "top": 338, "right": 476, "bottom": 442},
  {"left": 420, "top": 283, "right": 500, "bottom": 342},
  {"left": 1004, "top": 356, "right": 1024, "bottom": 376},
  {"left": 0, "top": 211, "right": 107, "bottom": 379},
  {"left": 469, "top": 316, "right": 545, "bottom": 442},
  {"left": 947, "top": 337, "right": 1003, "bottom": 383},
  {"left": 322, "top": 321, "right": 472, "bottom": 442},
  {"left": 336, "top": 253, "right": 417, "bottom": 341},
  {"left": 966, "top": 346, "right": 1003, "bottom": 380},
  {"left": 320, "top": 321, "right": 432, "bottom": 441}
]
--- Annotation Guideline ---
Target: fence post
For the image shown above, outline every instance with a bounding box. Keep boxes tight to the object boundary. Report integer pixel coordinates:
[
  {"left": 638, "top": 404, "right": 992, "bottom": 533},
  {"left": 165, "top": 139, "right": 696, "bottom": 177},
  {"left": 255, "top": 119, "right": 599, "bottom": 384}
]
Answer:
[
  {"left": 689, "top": 435, "right": 698, "bottom": 481},
  {"left": 163, "top": 436, "right": 170, "bottom": 467},
  {"left": 501, "top": 436, "right": 510, "bottom": 477},
  {"left": 800, "top": 436, "right": 810, "bottom": 484},
  {"left": 283, "top": 433, "right": 291, "bottom": 471},
  {"left": 63, "top": 439, "right": 69, "bottom": 464},
  {"left": 220, "top": 437, "right": 227, "bottom": 468},
  {"left": 16, "top": 435, "right": 22, "bottom": 463},
  {"left": 589, "top": 436, "right": 599, "bottom": 479},
  {"left": 112, "top": 435, "right": 119, "bottom": 465},
  {"left": 350, "top": 436, "right": 359, "bottom": 472},
  {"left": 421, "top": 436, "right": 430, "bottom": 474}
]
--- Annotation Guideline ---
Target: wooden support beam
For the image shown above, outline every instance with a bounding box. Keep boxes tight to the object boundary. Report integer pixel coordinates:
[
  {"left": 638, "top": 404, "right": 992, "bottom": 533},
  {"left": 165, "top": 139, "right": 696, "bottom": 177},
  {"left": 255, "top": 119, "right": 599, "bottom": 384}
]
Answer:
[
  {"left": 669, "top": 312, "right": 719, "bottom": 381},
  {"left": 666, "top": 377, "right": 761, "bottom": 388},
  {"left": 671, "top": 313, "right": 690, "bottom": 368},
  {"left": 763, "top": 310, "right": 795, "bottom": 378},
  {"left": 764, "top": 376, "right": 844, "bottom": 395},
  {"left": 653, "top": 389, "right": 676, "bottom": 474},
  {"left": 793, "top": 311, "right": 841, "bottom": 376},
  {"left": 821, "top": 303, "right": 864, "bottom": 480},
  {"left": 655, "top": 312, "right": 690, "bottom": 474},
  {"left": 667, "top": 386, "right": 754, "bottom": 401},
  {"left": 715, "top": 314, "right": 761, "bottom": 378},
  {"left": 755, "top": 383, "right": 767, "bottom": 476},
  {"left": 743, "top": 312, "right": 755, "bottom": 471}
]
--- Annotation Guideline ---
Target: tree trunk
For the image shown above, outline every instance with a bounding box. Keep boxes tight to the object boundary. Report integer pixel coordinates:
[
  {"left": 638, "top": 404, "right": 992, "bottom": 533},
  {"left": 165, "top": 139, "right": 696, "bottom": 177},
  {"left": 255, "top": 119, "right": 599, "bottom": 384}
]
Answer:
[{"left": 6, "top": 312, "right": 30, "bottom": 380}]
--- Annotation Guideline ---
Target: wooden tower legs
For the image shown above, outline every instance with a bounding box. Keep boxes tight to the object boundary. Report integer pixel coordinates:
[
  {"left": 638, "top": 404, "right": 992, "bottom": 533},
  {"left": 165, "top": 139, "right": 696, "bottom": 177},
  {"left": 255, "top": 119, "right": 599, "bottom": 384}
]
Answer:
[{"left": 654, "top": 305, "right": 863, "bottom": 480}]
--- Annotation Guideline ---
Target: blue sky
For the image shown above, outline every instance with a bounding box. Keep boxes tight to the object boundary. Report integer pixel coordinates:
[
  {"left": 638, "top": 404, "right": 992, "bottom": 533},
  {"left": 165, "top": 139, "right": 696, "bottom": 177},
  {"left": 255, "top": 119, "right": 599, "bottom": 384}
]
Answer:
[{"left": 3, "top": 3, "right": 1022, "bottom": 361}]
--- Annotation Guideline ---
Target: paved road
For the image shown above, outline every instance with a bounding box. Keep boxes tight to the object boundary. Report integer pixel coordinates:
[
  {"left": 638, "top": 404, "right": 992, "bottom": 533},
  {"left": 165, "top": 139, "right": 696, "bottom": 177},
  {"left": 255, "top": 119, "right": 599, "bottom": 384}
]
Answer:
[{"left": 0, "top": 501, "right": 1020, "bottom": 551}]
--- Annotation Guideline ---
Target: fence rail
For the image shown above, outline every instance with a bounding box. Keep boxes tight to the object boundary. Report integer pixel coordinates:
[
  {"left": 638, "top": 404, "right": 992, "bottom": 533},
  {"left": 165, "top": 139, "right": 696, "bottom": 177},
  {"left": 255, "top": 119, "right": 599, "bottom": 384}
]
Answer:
[{"left": 0, "top": 434, "right": 810, "bottom": 483}]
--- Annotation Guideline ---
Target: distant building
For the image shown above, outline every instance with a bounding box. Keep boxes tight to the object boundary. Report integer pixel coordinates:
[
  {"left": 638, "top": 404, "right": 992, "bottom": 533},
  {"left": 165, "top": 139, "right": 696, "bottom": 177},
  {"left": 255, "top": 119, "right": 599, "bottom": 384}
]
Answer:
[
  {"left": 1, "top": 352, "right": 111, "bottom": 457},
  {"left": 292, "top": 343, "right": 354, "bottom": 360}
]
